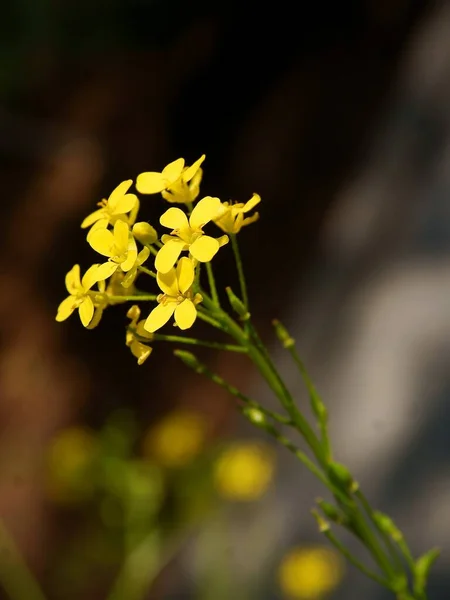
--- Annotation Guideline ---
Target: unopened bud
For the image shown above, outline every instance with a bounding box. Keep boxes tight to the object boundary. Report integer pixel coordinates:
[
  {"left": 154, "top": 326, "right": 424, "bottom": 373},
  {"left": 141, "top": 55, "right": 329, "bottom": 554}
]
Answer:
[
  {"left": 272, "top": 320, "right": 295, "bottom": 348},
  {"left": 373, "top": 511, "right": 403, "bottom": 542},
  {"left": 243, "top": 407, "right": 266, "bottom": 425},
  {"left": 311, "top": 509, "right": 330, "bottom": 532},
  {"left": 174, "top": 350, "right": 204, "bottom": 373},
  {"left": 328, "top": 462, "right": 358, "bottom": 494},
  {"left": 317, "top": 498, "right": 345, "bottom": 524},
  {"left": 132, "top": 222, "right": 158, "bottom": 245},
  {"left": 226, "top": 287, "right": 250, "bottom": 320}
]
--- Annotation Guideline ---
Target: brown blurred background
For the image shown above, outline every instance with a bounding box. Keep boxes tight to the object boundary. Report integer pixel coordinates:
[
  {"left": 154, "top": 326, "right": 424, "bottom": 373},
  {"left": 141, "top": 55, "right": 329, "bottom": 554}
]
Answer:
[{"left": 3, "top": 0, "right": 450, "bottom": 599}]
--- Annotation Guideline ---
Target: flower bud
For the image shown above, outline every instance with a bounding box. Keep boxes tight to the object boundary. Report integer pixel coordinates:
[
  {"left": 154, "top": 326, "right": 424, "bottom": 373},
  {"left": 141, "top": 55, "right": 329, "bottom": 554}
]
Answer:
[
  {"left": 327, "top": 462, "right": 358, "bottom": 494},
  {"left": 174, "top": 350, "right": 204, "bottom": 373},
  {"left": 226, "top": 287, "right": 250, "bottom": 320},
  {"left": 272, "top": 320, "right": 295, "bottom": 348},
  {"left": 132, "top": 222, "right": 157, "bottom": 245}
]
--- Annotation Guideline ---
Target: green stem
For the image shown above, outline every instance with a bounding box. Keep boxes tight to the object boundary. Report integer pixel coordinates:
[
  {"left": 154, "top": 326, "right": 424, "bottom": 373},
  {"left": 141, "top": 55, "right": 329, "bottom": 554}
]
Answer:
[
  {"left": 152, "top": 333, "right": 247, "bottom": 354},
  {"left": 355, "top": 491, "right": 405, "bottom": 573},
  {"left": 346, "top": 508, "right": 398, "bottom": 583},
  {"left": 205, "top": 263, "right": 220, "bottom": 306},
  {"left": 106, "top": 294, "right": 158, "bottom": 302},
  {"left": 196, "top": 308, "right": 224, "bottom": 330},
  {"left": 138, "top": 266, "right": 156, "bottom": 278},
  {"left": 230, "top": 234, "right": 248, "bottom": 309},
  {"left": 179, "top": 356, "right": 292, "bottom": 426},
  {"left": 280, "top": 332, "right": 331, "bottom": 459},
  {"left": 316, "top": 520, "right": 392, "bottom": 590}
]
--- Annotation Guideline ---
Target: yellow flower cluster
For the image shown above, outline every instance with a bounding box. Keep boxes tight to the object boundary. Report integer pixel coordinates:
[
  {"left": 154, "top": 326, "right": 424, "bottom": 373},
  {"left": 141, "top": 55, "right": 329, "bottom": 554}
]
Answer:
[{"left": 56, "top": 156, "right": 260, "bottom": 362}]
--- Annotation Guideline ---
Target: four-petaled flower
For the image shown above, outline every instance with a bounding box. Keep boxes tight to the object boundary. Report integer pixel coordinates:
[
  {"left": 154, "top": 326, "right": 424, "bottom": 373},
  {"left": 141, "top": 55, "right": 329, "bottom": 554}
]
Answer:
[
  {"left": 136, "top": 156, "right": 205, "bottom": 204},
  {"left": 155, "top": 196, "right": 228, "bottom": 273},
  {"left": 81, "top": 180, "right": 138, "bottom": 232},
  {"left": 88, "top": 220, "right": 138, "bottom": 281},
  {"left": 126, "top": 305, "right": 153, "bottom": 365},
  {"left": 56, "top": 264, "right": 101, "bottom": 327},
  {"left": 213, "top": 193, "right": 261, "bottom": 234},
  {"left": 144, "top": 257, "right": 202, "bottom": 332}
]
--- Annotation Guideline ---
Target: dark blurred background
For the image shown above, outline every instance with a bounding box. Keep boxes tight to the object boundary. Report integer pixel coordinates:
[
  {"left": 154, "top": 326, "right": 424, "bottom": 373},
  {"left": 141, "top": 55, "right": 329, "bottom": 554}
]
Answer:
[{"left": 1, "top": 0, "right": 450, "bottom": 598}]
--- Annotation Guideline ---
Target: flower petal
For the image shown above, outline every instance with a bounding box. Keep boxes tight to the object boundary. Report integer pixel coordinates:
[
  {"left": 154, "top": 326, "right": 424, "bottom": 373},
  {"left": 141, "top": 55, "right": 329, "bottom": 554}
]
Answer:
[
  {"left": 144, "top": 303, "right": 176, "bottom": 333},
  {"left": 112, "top": 194, "right": 138, "bottom": 215},
  {"left": 157, "top": 267, "right": 178, "bottom": 296},
  {"left": 56, "top": 295, "right": 77, "bottom": 322},
  {"left": 189, "top": 235, "right": 219, "bottom": 263},
  {"left": 176, "top": 257, "right": 195, "bottom": 294},
  {"left": 95, "top": 261, "right": 119, "bottom": 281},
  {"left": 155, "top": 238, "right": 185, "bottom": 273},
  {"left": 81, "top": 209, "right": 105, "bottom": 229},
  {"left": 113, "top": 220, "right": 129, "bottom": 253},
  {"left": 65, "top": 265, "right": 81, "bottom": 294},
  {"left": 174, "top": 299, "right": 197, "bottom": 330},
  {"left": 81, "top": 264, "right": 101, "bottom": 290},
  {"left": 78, "top": 296, "right": 95, "bottom": 327},
  {"left": 217, "top": 235, "right": 229, "bottom": 248},
  {"left": 121, "top": 267, "right": 137, "bottom": 288},
  {"left": 108, "top": 180, "right": 133, "bottom": 208},
  {"left": 88, "top": 228, "right": 115, "bottom": 257},
  {"left": 136, "top": 172, "right": 166, "bottom": 194},
  {"left": 182, "top": 155, "right": 205, "bottom": 183},
  {"left": 86, "top": 307, "right": 104, "bottom": 329},
  {"left": 121, "top": 249, "right": 138, "bottom": 273},
  {"left": 137, "top": 246, "right": 151, "bottom": 266},
  {"left": 120, "top": 234, "right": 138, "bottom": 272},
  {"left": 189, "top": 196, "right": 223, "bottom": 229},
  {"left": 160, "top": 207, "right": 189, "bottom": 231},
  {"left": 162, "top": 158, "right": 184, "bottom": 183},
  {"left": 130, "top": 340, "right": 152, "bottom": 365},
  {"left": 243, "top": 193, "right": 261, "bottom": 212}
]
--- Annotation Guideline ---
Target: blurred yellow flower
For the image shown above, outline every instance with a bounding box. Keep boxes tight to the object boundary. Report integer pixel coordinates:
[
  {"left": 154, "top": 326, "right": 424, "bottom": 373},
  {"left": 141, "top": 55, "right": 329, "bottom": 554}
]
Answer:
[
  {"left": 278, "top": 546, "right": 344, "bottom": 599},
  {"left": 143, "top": 409, "right": 207, "bottom": 467},
  {"left": 56, "top": 264, "right": 101, "bottom": 327},
  {"left": 45, "top": 426, "right": 98, "bottom": 505},
  {"left": 88, "top": 220, "right": 138, "bottom": 281},
  {"left": 144, "top": 257, "right": 202, "bottom": 332},
  {"left": 126, "top": 305, "right": 153, "bottom": 365},
  {"left": 136, "top": 155, "right": 205, "bottom": 203},
  {"left": 81, "top": 180, "right": 138, "bottom": 231},
  {"left": 213, "top": 441, "right": 275, "bottom": 501},
  {"left": 155, "top": 196, "right": 228, "bottom": 273},
  {"left": 213, "top": 193, "right": 261, "bottom": 234}
]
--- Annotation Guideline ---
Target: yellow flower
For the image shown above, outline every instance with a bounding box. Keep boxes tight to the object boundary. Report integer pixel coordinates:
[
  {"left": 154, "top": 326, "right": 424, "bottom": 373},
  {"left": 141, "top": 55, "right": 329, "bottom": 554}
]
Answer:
[
  {"left": 136, "top": 155, "right": 205, "bottom": 201},
  {"left": 126, "top": 305, "right": 153, "bottom": 365},
  {"left": 45, "top": 426, "right": 98, "bottom": 505},
  {"left": 56, "top": 264, "right": 102, "bottom": 327},
  {"left": 278, "top": 546, "right": 344, "bottom": 599},
  {"left": 213, "top": 193, "right": 261, "bottom": 234},
  {"left": 161, "top": 162, "right": 204, "bottom": 204},
  {"left": 81, "top": 180, "right": 138, "bottom": 231},
  {"left": 144, "top": 257, "right": 202, "bottom": 332},
  {"left": 155, "top": 196, "right": 228, "bottom": 273},
  {"left": 143, "top": 409, "right": 207, "bottom": 468},
  {"left": 88, "top": 220, "right": 138, "bottom": 281},
  {"left": 213, "top": 441, "right": 275, "bottom": 501},
  {"left": 121, "top": 246, "right": 151, "bottom": 289}
]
